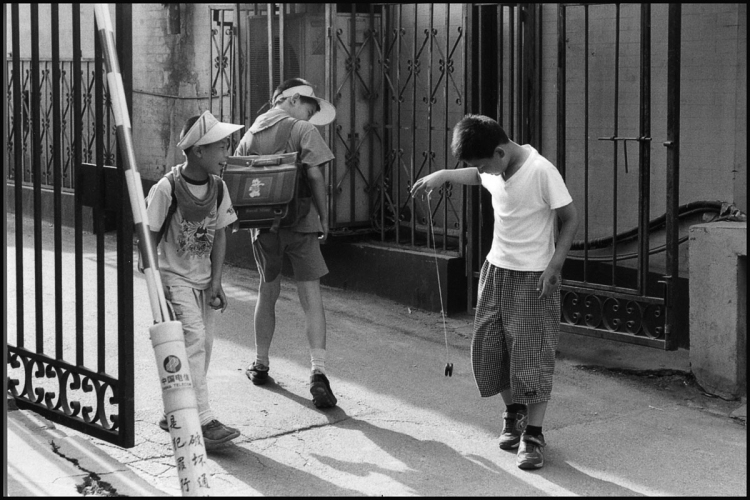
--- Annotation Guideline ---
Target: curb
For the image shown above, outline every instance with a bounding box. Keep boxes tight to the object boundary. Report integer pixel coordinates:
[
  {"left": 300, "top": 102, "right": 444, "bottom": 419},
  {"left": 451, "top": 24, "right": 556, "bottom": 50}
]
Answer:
[{"left": 8, "top": 401, "right": 170, "bottom": 497}]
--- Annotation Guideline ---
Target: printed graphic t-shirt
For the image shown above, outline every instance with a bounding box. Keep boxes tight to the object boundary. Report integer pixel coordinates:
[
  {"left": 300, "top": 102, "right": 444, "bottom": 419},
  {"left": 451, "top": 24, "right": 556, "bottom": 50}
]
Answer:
[{"left": 146, "top": 171, "right": 238, "bottom": 289}]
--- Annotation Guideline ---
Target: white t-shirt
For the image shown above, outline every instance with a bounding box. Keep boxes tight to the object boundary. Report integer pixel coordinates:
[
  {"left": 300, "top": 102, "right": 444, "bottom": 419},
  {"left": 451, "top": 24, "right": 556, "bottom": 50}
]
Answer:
[
  {"left": 146, "top": 173, "right": 238, "bottom": 289},
  {"left": 479, "top": 145, "right": 573, "bottom": 271}
]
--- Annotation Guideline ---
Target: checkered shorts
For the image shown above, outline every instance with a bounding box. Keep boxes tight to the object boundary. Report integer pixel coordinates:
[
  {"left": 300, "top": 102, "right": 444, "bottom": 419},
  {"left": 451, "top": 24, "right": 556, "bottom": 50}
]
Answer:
[{"left": 470, "top": 261, "right": 560, "bottom": 404}]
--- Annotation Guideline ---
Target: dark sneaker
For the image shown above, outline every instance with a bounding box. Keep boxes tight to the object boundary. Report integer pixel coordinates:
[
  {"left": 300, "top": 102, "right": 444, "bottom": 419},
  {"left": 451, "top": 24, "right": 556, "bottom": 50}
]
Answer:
[
  {"left": 201, "top": 419, "right": 240, "bottom": 450},
  {"left": 246, "top": 362, "right": 270, "bottom": 385},
  {"left": 159, "top": 416, "right": 169, "bottom": 432},
  {"left": 309, "top": 371, "right": 337, "bottom": 408},
  {"left": 517, "top": 433, "right": 546, "bottom": 469},
  {"left": 498, "top": 408, "right": 528, "bottom": 450}
]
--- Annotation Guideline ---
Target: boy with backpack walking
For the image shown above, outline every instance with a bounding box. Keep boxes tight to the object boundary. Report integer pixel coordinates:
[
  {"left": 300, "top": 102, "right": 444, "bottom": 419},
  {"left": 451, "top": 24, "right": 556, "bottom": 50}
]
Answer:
[
  {"left": 411, "top": 114, "right": 579, "bottom": 469},
  {"left": 234, "top": 77, "right": 339, "bottom": 409},
  {"left": 145, "top": 110, "right": 243, "bottom": 449}
]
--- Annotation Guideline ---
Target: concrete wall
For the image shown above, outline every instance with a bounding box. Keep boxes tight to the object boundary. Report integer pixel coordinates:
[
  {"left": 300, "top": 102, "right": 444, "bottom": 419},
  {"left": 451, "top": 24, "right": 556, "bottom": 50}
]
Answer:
[
  {"left": 540, "top": 4, "right": 747, "bottom": 242},
  {"left": 688, "top": 222, "right": 747, "bottom": 398}
]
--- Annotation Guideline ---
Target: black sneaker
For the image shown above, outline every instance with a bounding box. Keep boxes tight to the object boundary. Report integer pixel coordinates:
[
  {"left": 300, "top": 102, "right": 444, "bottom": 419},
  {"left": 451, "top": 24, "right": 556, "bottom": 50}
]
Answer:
[
  {"left": 201, "top": 419, "right": 240, "bottom": 450},
  {"left": 158, "top": 416, "right": 169, "bottom": 432},
  {"left": 246, "top": 361, "right": 270, "bottom": 385},
  {"left": 498, "top": 408, "right": 528, "bottom": 450},
  {"left": 517, "top": 433, "right": 546, "bottom": 469},
  {"left": 309, "top": 371, "right": 337, "bottom": 408}
]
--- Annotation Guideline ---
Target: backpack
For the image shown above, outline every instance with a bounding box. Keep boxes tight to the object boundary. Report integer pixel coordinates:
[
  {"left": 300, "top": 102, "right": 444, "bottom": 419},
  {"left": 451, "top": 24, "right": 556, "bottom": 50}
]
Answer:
[
  {"left": 137, "top": 170, "right": 224, "bottom": 272},
  {"left": 224, "top": 117, "right": 312, "bottom": 233}
]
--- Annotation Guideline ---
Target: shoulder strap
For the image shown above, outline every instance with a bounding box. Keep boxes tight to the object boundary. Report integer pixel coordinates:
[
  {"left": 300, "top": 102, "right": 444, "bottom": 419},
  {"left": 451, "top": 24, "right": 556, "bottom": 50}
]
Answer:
[
  {"left": 156, "top": 172, "right": 178, "bottom": 245},
  {"left": 269, "top": 117, "right": 299, "bottom": 154}
]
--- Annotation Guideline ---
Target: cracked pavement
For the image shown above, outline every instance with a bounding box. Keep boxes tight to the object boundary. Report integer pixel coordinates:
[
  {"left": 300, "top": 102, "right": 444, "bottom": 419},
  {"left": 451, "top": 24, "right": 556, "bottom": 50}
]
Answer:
[{"left": 6, "top": 215, "right": 747, "bottom": 496}]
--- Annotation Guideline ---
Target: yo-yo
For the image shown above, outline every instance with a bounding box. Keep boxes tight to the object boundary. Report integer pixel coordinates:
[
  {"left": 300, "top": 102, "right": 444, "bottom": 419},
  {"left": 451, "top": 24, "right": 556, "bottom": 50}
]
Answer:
[{"left": 444, "top": 363, "right": 453, "bottom": 377}]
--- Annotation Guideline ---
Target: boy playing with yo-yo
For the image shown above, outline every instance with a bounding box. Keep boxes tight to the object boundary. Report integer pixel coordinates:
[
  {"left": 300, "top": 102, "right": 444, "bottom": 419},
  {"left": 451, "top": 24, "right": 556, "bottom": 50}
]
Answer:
[
  {"left": 411, "top": 114, "right": 578, "bottom": 469},
  {"left": 145, "top": 110, "right": 243, "bottom": 449}
]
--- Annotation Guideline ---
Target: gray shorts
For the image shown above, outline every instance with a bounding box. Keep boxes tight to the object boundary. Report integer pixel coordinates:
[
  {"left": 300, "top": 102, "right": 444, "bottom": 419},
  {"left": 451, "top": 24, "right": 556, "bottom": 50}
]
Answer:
[
  {"left": 470, "top": 261, "right": 560, "bottom": 405},
  {"left": 251, "top": 229, "right": 329, "bottom": 282}
]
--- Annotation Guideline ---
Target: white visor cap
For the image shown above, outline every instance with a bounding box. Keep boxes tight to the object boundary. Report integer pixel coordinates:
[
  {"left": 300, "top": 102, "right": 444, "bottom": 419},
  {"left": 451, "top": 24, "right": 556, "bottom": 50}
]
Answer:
[
  {"left": 275, "top": 85, "right": 336, "bottom": 126},
  {"left": 177, "top": 111, "right": 244, "bottom": 150}
]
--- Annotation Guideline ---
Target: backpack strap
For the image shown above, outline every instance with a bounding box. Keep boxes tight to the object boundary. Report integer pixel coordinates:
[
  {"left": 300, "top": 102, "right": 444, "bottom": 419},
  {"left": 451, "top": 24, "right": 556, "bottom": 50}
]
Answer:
[{"left": 155, "top": 173, "right": 178, "bottom": 245}]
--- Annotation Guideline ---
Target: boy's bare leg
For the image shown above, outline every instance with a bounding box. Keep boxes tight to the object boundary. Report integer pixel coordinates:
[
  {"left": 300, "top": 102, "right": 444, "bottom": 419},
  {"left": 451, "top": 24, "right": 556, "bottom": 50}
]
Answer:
[
  {"left": 254, "top": 275, "right": 282, "bottom": 362},
  {"left": 296, "top": 279, "right": 326, "bottom": 350}
]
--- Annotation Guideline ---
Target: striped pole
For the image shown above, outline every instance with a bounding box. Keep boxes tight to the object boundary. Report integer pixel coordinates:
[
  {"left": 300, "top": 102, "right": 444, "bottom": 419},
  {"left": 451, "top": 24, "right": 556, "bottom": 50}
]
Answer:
[{"left": 93, "top": 5, "right": 210, "bottom": 496}]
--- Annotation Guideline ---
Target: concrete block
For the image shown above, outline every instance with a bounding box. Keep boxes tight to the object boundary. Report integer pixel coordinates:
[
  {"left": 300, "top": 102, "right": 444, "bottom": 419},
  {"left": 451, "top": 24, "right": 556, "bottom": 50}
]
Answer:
[{"left": 689, "top": 222, "right": 747, "bottom": 399}]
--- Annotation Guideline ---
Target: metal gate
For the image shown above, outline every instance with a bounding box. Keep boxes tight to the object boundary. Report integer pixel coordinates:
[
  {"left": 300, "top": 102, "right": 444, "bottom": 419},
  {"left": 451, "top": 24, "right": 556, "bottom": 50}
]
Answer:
[
  {"left": 6, "top": 4, "right": 136, "bottom": 447},
  {"left": 556, "top": 4, "right": 682, "bottom": 350},
  {"left": 208, "top": 3, "right": 470, "bottom": 253}
]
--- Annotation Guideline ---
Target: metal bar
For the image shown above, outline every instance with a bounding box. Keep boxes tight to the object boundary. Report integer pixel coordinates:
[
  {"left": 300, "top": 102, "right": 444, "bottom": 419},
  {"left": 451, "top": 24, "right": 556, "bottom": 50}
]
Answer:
[
  {"left": 350, "top": 9, "right": 357, "bottom": 225},
  {"left": 465, "top": 3, "right": 474, "bottom": 312},
  {"left": 380, "top": 5, "right": 388, "bottom": 242},
  {"left": 267, "top": 4, "right": 274, "bottom": 100},
  {"left": 584, "top": 5, "right": 590, "bottom": 284},
  {"left": 11, "top": 4, "right": 25, "bottom": 347},
  {"left": 325, "top": 3, "right": 335, "bottom": 229},
  {"left": 410, "top": 3, "right": 418, "bottom": 247},
  {"left": 427, "top": 5, "right": 434, "bottom": 249},
  {"left": 209, "top": 6, "right": 214, "bottom": 114},
  {"left": 280, "top": 3, "right": 286, "bottom": 83},
  {"left": 611, "top": 4, "right": 620, "bottom": 286},
  {"left": 556, "top": 4, "right": 566, "bottom": 179},
  {"left": 638, "top": 4, "right": 652, "bottom": 295},
  {"left": 115, "top": 1, "right": 136, "bottom": 448},
  {"left": 369, "top": 4, "right": 376, "bottom": 230},
  {"left": 73, "top": 4, "right": 84, "bottom": 366},
  {"left": 31, "top": 4, "right": 44, "bottom": 354},
  {"left": 664, "top": 4, "right": 681, "bottom": 350},
  {"left": 395, "top": 4, "right": 402, "bottom": 246},
  {"left": 95, "top": 15, "right": 106, "bottom": 373},
  {"left": 236, "top": 3, "right": 242, "bottom": 129},
  {"left": 517, "top": 3, "right": 523, "bottom": 143},
  {"left": 220, "top": 9, "right": 226, "bottom": 119},
  {"left": 443, "top": 4, "right": 450, "bottom": 252},
  {"left": 52, "top": 4, "right": 64, "bottom": 359},
  {"left": 508, "top": 5, "right": 514, "bottom": 139},
  {"left": 498, "top": 5, "right": 503, "bottom": 125}
]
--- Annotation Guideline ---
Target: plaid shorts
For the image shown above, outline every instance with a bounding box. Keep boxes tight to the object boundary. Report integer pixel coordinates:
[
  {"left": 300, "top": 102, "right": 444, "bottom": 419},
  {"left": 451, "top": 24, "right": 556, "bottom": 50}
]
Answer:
[{"left": 470, "top": 261, "right": 560, "bottom": 405}]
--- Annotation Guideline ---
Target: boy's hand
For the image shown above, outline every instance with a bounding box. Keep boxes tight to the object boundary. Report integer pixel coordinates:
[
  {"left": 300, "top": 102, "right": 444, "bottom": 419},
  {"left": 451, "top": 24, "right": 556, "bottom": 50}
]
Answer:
[
  {"left": 210, "top": 284, "right": 228, "bottom": 313},
  {"left": 410, "top": 171, "right": 444, "bottom": 198},
  {"left": 536, "top": 271, "right": 561, "bottom": 299}
]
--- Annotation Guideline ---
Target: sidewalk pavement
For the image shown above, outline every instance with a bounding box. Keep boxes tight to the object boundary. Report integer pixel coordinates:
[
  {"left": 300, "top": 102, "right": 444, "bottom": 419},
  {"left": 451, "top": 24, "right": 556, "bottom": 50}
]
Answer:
[{"left": 6, "top": 214, "right": 747, "bottom": 496}]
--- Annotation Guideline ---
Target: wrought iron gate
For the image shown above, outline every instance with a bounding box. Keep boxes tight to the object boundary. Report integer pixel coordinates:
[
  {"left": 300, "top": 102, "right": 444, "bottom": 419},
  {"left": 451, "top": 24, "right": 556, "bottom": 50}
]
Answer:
[
  {"left": 6, "top": 4, "right": 135, "bottom": 447},
  {"left": 556, "top": 4, "right": 682, "bottom": 350}
]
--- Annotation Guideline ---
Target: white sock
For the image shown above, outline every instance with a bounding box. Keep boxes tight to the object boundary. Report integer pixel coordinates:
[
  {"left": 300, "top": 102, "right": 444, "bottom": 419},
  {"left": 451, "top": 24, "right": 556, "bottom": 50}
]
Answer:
[
  {"left": 310, "top": 348, "right": 326, "bottom": 373},
  {"left": 255, "top": 355, "right": 270, "bottom": 368}
]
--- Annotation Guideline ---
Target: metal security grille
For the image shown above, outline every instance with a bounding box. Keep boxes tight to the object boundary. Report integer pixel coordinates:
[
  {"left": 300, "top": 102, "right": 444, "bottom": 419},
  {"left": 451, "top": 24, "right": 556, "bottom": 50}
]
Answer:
[
  {"left": 6, "top": 4, "right": 135, "bottom": 447},
  {"left": 5, "top": 59, "right": 118, "bottom": 188}
]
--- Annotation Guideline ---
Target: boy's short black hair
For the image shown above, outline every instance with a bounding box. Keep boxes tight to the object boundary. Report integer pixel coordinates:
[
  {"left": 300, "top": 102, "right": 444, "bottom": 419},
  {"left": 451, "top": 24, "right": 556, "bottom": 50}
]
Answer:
[
  {"left": 180, "top": 115, "right": 201, "bottom": 155},
  {"left": 451, "top": 114, "right": 510, "bottom": 161},
  {"left": 273, "top": 77, "right": 321, "bottom": 113}
]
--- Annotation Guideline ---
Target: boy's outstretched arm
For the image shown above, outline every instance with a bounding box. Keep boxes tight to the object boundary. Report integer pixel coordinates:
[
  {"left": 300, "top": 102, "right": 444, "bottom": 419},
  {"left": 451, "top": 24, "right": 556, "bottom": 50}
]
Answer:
[
  {"left": 538, "top": 201, "right": 579, "bottom": 299},
  {"left": 411, "top": 168, "right": 482, "bottom": 199},
  {"left": 210, "top": 226, "right": 229, "bottom": 312}
]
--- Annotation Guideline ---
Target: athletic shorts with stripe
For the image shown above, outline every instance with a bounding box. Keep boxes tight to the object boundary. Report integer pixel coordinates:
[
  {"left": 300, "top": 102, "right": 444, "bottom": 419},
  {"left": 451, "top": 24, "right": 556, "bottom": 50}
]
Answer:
[{"left": 470, "top": 260, "right": 561, "bottom": 405}]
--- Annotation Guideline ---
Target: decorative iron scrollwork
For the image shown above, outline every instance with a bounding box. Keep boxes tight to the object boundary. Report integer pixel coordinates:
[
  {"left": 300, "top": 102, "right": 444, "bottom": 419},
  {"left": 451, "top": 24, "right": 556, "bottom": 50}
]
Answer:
[
  {"left": 8, "top": 347, "right": 119, "bottom": 431},
  {"left": 561, "top": 288, "right": 665, "bottom": 341}
]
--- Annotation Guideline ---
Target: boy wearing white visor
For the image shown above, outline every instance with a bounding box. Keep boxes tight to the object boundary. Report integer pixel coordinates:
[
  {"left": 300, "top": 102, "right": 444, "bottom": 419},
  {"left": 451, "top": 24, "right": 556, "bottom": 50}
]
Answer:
[
  {"left": 235, "top": 78, "right": 338, "bottom": 409},
  {"left": 146, "top": 110, "right": 243, "bottom": 448}
]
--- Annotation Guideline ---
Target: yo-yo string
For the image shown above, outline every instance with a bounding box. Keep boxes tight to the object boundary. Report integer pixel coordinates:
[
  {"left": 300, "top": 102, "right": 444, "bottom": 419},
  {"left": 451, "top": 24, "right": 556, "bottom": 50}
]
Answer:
[{"left": 427, "top": 193, "right": 450, "bottom": 361}]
